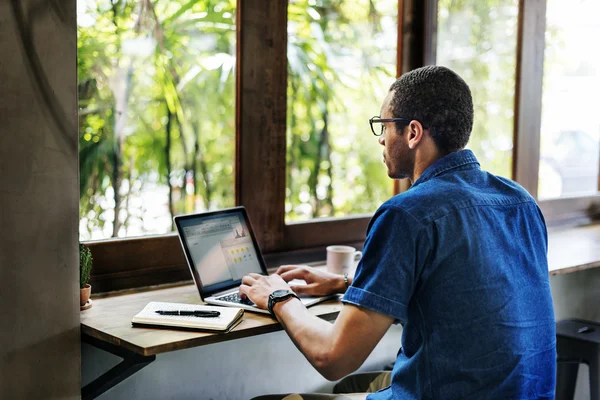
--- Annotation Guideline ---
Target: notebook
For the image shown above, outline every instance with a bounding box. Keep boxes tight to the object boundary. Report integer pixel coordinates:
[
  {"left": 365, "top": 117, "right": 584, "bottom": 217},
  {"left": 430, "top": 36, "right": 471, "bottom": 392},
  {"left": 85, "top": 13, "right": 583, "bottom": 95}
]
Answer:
[
  {"left": 173, "top": 206, "right": 337, "bottom": 315},
  {"left": 131, "top": 301, "right": 244, "bottom": 332}
]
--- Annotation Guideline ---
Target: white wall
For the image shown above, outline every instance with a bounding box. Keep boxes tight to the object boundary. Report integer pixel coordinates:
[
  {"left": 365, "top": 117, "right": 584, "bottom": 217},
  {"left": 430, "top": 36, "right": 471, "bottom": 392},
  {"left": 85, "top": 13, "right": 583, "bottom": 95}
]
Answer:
[
  {"left": 82, "top": 325, "right": 402, "bottom": 399},
  {"left": 0, "top": 0, "right": 80, "bottom": 398}
]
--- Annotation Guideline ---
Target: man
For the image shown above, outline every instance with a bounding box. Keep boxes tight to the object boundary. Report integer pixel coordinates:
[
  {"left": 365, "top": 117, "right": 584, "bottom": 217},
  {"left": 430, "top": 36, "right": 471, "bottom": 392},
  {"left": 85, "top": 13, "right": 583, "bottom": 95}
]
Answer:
[{"left": 240, "top": 66, "right": 556, "bottom": 400}]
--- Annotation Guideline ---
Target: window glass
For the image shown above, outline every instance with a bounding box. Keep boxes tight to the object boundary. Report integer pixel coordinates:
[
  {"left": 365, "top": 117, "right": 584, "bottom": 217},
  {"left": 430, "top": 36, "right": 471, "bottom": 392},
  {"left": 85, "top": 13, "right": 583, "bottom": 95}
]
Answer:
[
  {"left": 286, "top": 0, "right": 397, "bottom": 222},
  {"left": 437, "top": 0, "right": 519, "bottom": 178},
  {"left": 538, "top": 0, "right": 600, "bottom": 199},
  {"left": 77, "top": 0, "right": 236, "bottom": 240}
]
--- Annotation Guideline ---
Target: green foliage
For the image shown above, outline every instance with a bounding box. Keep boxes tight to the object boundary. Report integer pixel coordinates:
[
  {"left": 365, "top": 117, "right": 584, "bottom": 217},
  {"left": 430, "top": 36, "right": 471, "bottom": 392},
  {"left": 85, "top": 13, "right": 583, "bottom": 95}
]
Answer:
[
  {"left": 286, "top": 0, "right": 397, "bottom": 221},
  {"left": 79, "top": 244, "right": 93, "bottom": 289},
  {"left": 78, "top": 0, "right": 236, "bottom": 239},
  {"left": 78, "top": 0, "right": 396, "bottom": 237},
  {"left": 78, "top": 0, "right": 520, "bottom": 235}
]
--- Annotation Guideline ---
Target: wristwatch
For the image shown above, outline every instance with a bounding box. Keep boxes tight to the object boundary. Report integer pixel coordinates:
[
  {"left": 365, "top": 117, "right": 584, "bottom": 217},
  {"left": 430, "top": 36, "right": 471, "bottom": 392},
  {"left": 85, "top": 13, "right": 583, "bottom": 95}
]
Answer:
[{"left": 267, "top": 289, "right": 300, "bottom": 316}]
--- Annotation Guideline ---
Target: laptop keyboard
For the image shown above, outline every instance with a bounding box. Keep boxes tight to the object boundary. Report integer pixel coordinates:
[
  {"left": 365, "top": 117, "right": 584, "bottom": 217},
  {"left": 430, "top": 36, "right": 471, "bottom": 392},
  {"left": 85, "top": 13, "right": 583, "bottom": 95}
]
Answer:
[{"left": 217, "top": 292, "right": 255, "bottom": 306}]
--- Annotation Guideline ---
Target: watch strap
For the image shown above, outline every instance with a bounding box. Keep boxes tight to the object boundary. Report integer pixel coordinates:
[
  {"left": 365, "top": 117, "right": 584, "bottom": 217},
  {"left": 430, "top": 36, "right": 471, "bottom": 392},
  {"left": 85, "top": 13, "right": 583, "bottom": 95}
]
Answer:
[{"left": 267, "top": 290, "right": 300, "bottom": 316}]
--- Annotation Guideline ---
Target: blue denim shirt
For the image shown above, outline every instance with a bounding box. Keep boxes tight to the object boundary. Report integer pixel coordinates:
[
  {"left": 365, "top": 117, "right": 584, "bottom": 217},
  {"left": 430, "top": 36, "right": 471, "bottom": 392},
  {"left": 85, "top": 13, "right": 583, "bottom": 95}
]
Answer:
[{"left": 342, "top": 150, "right": 556, "bottom": 400}]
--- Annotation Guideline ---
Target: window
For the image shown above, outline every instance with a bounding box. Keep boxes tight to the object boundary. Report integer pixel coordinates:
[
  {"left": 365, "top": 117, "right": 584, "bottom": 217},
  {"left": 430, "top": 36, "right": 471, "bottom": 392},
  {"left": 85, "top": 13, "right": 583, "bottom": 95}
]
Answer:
[
  {"left": 436, "top": 0, "right": 519, "bottom": 178},
  {"left": 77, "top": 0, "right": 236, "bottom": 240},
  {"left": 538, "top": 0, "right": 600, "bottom": 200},
  {"left": 82, "top": 0, "right": 600, "bottom": 293},
  {"left": 286, "top": 0, "right": 398, "bottom": 222}
]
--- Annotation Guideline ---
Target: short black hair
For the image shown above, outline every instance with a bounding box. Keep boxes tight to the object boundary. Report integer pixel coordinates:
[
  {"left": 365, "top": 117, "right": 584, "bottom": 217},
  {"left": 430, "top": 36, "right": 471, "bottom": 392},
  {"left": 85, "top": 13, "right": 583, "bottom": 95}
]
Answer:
[{"left": 388, "top": 65, "right": 473, "bottom": 153}]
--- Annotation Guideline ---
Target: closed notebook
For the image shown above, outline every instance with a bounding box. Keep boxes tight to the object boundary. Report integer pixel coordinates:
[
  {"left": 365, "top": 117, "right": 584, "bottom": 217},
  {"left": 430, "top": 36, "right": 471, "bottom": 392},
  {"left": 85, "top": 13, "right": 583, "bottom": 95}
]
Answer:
[{"left": 132, "top": 301, "right": 244, "bottom": 332}]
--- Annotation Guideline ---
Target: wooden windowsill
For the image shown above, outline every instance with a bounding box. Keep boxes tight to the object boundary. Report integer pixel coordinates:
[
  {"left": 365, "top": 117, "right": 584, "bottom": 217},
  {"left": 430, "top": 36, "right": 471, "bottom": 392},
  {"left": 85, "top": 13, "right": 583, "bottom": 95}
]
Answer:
[
  {"left": 92, "top": 223, "right": 600, "bottom": 298},
  {"left": 548, "top": 223, "right": 600, "bottom": 276},
  {"left": 88, "top": 223, "right": 600, "bottom": 300}
]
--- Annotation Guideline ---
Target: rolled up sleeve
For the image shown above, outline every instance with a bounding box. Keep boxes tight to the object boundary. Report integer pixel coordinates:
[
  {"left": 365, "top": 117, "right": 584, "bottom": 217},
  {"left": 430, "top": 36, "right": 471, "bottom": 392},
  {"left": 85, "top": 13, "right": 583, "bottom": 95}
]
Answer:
[{"left": 342, "top": 206, "right": 430, "bottom": 324}]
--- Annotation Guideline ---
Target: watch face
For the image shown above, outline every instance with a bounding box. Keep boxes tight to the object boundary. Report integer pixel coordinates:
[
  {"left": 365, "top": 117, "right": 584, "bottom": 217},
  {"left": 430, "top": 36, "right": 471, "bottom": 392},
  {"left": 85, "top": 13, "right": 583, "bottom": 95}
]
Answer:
[{"left": 272, "top": 289, "right": 290, "bottom": 298}]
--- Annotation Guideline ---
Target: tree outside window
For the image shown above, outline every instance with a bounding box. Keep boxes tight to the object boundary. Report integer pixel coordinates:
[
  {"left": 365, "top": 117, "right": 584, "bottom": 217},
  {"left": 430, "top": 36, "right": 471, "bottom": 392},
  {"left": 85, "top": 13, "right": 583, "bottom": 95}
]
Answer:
[{"left": 78, "top": 0, "right": 236, "bottom": 240}]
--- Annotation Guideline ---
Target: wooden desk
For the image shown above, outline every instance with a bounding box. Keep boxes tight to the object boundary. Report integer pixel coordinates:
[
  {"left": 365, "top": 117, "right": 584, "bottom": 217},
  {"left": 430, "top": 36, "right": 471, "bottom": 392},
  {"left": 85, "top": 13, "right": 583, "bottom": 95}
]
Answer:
[
  {"left": 80, "top": 284, "right": 342, "bottom": 399},
  {"left": 81, "top": 284, "right": 342, "bottom": 357},
  {"left": 81, "top": 223, "right": 600, "bottom": 399}
]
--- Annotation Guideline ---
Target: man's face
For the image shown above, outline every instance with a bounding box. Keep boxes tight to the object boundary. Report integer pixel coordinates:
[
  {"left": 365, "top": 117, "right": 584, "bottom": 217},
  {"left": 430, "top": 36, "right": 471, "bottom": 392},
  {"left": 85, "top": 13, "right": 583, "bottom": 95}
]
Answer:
[{"left": 378, "top": 91, "right": 413, "bottom": 179}]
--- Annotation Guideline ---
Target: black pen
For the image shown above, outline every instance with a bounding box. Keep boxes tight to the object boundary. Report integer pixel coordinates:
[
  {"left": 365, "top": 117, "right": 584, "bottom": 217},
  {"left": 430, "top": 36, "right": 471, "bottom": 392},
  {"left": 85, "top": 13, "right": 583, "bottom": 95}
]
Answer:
[{"left": 155, "top": 310, "right": 220, "bottom": 317}]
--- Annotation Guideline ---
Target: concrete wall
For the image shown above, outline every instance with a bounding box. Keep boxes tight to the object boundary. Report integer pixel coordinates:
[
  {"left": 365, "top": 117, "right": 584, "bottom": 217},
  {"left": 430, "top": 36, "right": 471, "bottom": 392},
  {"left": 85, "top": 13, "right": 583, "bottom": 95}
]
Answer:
[{"left": 0, "top": 0, "right": 80, "bottom": 398}]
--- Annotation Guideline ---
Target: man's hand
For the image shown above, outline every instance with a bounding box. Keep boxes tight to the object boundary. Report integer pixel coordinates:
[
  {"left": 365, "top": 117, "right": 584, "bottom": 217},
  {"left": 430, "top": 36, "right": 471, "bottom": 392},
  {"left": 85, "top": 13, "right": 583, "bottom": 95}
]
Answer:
[
  {"left": 275, "top": 265, "right": 348, "bottom": 297},
  {"left": 239, "top": 273, "right": 291, "bottom": 309}
]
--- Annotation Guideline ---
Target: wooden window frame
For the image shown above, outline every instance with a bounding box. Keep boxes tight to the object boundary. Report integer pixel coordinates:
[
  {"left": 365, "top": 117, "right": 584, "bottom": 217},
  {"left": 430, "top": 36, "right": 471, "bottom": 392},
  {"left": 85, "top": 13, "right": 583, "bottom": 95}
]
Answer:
[
  {"left": 87, "top": 0, "right": 422, "bottom": 293},
  {"left": 280, "top": 0, "right": 437, "bottom": 252},
  {"left": 431, "top": 0, "right": 600, "bottom": 225},
  {"left": 512, "top": 0, "right": 600, "bottom": 224},
  {"left": 86, "top": 0, "right": 599, "bottom": 294}
]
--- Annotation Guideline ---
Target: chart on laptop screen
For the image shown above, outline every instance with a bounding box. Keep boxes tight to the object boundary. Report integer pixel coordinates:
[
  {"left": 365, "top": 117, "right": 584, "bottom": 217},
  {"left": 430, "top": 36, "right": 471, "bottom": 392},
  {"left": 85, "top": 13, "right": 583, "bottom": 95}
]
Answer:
[{"left": 182, "top": 215, "right": 262, "bottom": 286}]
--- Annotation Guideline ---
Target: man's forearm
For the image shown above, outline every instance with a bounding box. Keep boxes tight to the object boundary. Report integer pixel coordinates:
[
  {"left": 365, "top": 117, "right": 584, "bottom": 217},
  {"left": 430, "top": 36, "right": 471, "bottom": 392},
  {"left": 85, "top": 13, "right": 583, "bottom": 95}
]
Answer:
[{"left": 271, "top": 298, "right": 351, "bottom": 380}]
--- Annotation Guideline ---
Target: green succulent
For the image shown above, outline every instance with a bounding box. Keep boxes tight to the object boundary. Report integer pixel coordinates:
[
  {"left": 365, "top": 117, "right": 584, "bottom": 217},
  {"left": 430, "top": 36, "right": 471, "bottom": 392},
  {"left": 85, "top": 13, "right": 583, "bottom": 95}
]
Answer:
[{"left": 80, "top": 243, "right": 93, "bottom": 289}]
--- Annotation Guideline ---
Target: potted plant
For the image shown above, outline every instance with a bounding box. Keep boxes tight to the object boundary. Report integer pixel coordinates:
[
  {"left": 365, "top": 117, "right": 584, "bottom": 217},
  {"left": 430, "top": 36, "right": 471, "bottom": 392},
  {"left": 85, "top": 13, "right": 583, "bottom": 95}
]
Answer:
[{"left": 80, "top": 243, "right": 93, "bottom": 309}]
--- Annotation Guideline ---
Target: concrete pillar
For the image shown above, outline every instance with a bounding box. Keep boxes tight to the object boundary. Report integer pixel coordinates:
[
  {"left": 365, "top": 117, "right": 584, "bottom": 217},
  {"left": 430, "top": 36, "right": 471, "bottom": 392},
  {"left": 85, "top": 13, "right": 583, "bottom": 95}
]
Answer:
[{"left": 0, "top": 0, "right": 80, "bottom": 398}]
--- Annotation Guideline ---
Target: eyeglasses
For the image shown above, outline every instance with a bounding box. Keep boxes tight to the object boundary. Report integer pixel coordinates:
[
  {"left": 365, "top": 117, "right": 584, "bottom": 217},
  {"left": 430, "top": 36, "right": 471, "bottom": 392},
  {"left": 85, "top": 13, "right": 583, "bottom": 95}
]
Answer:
[{"left": 369, "top": 116, "right": 412, "bottom": 136}]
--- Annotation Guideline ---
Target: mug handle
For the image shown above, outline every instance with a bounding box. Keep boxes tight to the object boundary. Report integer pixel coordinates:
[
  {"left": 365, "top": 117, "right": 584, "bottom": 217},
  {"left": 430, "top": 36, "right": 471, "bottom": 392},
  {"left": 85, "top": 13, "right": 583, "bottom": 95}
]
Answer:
[{"left": 354, "top": 251, "right": 362, "bottom": 261}]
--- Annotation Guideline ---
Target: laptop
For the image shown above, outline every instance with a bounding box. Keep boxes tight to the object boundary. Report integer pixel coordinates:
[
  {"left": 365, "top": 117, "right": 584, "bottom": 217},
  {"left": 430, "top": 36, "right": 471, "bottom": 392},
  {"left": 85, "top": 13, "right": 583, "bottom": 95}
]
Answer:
[{"left": 174, "top": 206, "right": 336, "bottom": 315}]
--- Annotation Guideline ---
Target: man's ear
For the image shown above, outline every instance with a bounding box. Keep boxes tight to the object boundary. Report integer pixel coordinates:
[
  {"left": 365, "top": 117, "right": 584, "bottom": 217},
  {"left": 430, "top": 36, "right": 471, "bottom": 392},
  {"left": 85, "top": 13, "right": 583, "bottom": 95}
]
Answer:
[{"left": 407, "top": 120, "right": 424, "bottom": 149}]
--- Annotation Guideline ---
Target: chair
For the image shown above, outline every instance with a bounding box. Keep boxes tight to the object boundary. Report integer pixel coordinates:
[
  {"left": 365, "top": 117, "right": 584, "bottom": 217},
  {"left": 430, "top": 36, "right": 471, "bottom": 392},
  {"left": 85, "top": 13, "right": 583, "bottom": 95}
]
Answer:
[{"left": 556, "top": 319, "right": 600, "bottom": 400}]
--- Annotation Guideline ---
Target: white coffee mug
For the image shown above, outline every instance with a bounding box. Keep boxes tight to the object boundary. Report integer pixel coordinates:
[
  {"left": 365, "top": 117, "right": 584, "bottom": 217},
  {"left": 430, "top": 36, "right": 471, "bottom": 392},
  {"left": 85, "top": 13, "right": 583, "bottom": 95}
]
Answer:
[{"left": 326, "top": 245, "right": 362, "bottom": 274}]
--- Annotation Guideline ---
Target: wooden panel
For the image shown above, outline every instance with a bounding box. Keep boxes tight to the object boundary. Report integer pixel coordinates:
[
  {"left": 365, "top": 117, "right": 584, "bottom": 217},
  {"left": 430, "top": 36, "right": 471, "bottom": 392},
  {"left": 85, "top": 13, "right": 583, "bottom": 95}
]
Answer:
[
  {"left": 401, "top": 0, "right": 435, "bottom": 71},
  {"left": 81, "top": 283, "right": 342, "bottom": 356},
  {"left": 401, "top": 0, "right": 422, "bottom": 70},
  {"left": 396, "top": 0, "right": 404, "bottom": 78},
  {"left": 394, "top": 0, "right": 404, "bottom": 202},
  {"left": 86, "top": 233, "right": 363, "bottom": 293},
  {"left": 86, "top": 235, "right": 190, "bottom": 293},
  {"left": 264, "top": 243, "right": 363, "bottom": 268},
  {"left": 392, "top": 0, "right": 434, "bottom": 195},
  {"left": 512, "top": 0, "right": 546, "bottom": 197},
  {"left": 393, "top": 0, "right": 405, "bottom": 197},
  {"left": 285, "top": 216, "right": 371, "bottom": 251},
  {"left": 423, "top": 0, "right": 438, "bottom": 65},
  {"left": 235, "top": 0, "right": 288, "bottom": 252}
]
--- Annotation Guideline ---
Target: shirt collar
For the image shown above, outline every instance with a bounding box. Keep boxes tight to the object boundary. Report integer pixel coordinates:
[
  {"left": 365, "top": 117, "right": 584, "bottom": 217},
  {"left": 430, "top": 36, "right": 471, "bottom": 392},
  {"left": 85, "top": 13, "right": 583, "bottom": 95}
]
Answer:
[{"left": 411, "top": 149, "right": 480, "bottom": 188}]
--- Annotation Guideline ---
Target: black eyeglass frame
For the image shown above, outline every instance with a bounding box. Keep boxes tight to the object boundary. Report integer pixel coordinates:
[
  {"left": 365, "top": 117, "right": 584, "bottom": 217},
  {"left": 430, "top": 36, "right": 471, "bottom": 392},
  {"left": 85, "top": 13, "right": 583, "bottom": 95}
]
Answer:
[{"left": 369, "top": 116, "right": 414, "bottom": 136}]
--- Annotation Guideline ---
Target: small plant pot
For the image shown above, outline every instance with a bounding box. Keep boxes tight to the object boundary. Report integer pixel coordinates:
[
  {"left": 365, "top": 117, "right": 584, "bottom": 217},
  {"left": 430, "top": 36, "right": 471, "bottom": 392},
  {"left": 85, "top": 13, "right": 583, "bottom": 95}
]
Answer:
[{"left": 80, "top": 284, "right": 92, "bottom": 308}]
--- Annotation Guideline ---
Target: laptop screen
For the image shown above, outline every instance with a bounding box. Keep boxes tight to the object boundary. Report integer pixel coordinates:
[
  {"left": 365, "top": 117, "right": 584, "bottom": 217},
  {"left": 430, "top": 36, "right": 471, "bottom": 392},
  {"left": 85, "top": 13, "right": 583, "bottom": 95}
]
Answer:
[{"left": 175, "top": 208, "right": 266, "bottom": 296}]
